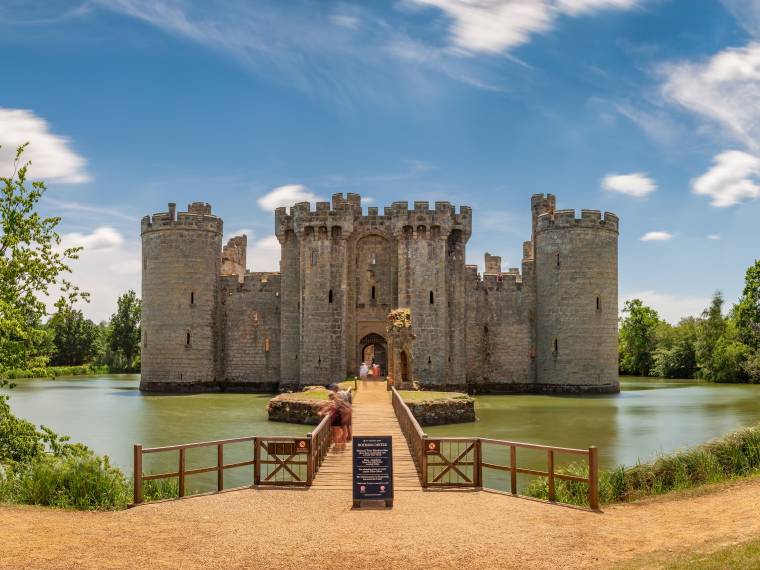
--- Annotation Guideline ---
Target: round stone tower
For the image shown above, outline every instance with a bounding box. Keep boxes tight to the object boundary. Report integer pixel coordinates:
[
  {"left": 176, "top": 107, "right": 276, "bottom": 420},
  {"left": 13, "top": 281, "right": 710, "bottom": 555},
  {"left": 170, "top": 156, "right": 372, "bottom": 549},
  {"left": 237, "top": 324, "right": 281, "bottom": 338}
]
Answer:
[
  {"left": 534, "top": 207, "right": 619, "bottom": 393},
  {"left": 140, "top": 202, "right": 222, "bottom": 392}
]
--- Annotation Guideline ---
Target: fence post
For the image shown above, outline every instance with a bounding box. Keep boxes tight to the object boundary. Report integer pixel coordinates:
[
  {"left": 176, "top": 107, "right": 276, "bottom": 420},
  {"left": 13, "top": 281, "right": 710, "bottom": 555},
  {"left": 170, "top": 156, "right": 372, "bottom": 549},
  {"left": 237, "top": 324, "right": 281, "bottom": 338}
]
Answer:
[
  {"left": 474, "top": 439, "right": 483, "bottom": 488},
  {"left": 510, "top": 445, "right": 517, "bottom": 495},
  {"left": 178, "top": 447, "right": 186, "bottom": 498},
  {"left": 254, "top": 437, "right": 261, "bottom": 486},
  {"left": 421, "top": 436, "right": 428, "bottom": 488},
  {"left": 547, "top": 449, "right": 555, "bottom": 502},
  {"left": 133, "top": 444, "right": 143, "bottom": 505},
  {"left": 217, "top": 443, "right": 224, "bottom": 492},
  {"left": 306, "top": 435, "right": 314, "bottom": 486},
  {"left": 588, "top": 446, "right": 599, "bottom": 511}
]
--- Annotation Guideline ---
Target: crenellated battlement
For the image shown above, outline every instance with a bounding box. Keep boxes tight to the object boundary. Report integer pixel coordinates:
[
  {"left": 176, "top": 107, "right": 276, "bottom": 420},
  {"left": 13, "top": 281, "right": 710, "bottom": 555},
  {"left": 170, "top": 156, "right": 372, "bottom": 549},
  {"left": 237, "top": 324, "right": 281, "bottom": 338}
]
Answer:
[
  {"left": 141, "top": 202, "right": 223, "bottom": 235},
  {"left": 468, "top": 265, "right": 525, "bottom": 292},
  {"left": 535, "top": 209, "right": 618, "bottom": 233},
  {"left": 220, "top": 271, "right": 281, "bottom": 293},
  {"left": 274, "top": 193, "right": 472, "bottom": 240}
]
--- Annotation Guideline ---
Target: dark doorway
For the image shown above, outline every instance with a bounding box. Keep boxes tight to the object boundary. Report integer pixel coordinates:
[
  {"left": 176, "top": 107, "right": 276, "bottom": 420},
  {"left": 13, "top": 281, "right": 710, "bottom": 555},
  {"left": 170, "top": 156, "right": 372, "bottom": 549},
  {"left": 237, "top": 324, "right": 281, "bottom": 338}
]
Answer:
[{"left": 360, "top": 333, "right": 387, "bottom": 377}]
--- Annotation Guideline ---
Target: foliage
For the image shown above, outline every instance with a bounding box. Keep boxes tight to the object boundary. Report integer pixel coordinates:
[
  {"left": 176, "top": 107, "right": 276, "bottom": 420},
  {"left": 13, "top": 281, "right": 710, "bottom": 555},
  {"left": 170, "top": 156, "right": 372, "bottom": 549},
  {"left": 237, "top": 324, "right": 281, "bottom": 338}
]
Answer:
[
  {"left": 387, "top": 307, "right": 412, "bottom": 332},
  {"left": 743, "top": 351, "right": 760, "bottom": 384},
  {"left": 525, "top": 423, "right": 760, "bottom": 507},
  {"left": 1, "top": 364, "right": 110, "bottom": 380},
  {"left": 48, "top": 303, "right": 98, "bottom": 366},
  {"left": 618, "top": 299, "right": 663, "bottom": 376},
  {"left": 0, "top": 449, "right": 130, "bottom": 510},
  {"left": 108, "top": 290, "right": 141, "bottom": 370},
  {"left": 734, "top": 260, "right": 760, "bottom": 350},
  {"left": 695, "top": 292, "right": 729, "bottom": 379},
  {"left": 0, "top": 395, "right": 45, "bottom": 463},
  {"left": 650, "top": 317, "right": 698, "bottom": 378},
  {"left": 0, "top": 144, "right": 87, "bottom": 375}
]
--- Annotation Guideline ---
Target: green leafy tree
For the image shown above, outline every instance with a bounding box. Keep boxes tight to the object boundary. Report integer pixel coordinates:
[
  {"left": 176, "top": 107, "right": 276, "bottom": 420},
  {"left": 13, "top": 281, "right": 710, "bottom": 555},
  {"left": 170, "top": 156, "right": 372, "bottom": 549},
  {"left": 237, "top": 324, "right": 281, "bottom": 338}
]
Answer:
[
  {"left": 0, "top": 144, "right": 87, "bottom": 374},
  {"left": 734, "top": 260, "right": 760, "bottom": 350},
  {"left": 48, "top": 302, "right": 98, "bottom": 366},
  {"left": 650, "top": 317, "right": 698, "bottom": 378},
  {"left": 710, "top": 321, "right": 750, "bottom": 383},
  {"left": 695, "top": 292, "right": 728, "bottom": 378},
  {"left": 108, "top": 290, "right": 141, "bottom": 370},
  {"left": 619, "top": 299, "right": 663, "bottom": 376}
]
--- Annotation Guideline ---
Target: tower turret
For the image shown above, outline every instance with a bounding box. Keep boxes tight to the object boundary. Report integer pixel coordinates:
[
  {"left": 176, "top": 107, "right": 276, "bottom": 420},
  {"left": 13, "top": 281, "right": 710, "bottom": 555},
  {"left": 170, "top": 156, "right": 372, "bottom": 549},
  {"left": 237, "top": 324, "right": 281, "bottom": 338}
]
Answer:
[
  {"left": 534, "top": 208, "right": 619, "bottom": 393},
  {"left": 140, "top": 202, "right": 223, "bottom": 391}
]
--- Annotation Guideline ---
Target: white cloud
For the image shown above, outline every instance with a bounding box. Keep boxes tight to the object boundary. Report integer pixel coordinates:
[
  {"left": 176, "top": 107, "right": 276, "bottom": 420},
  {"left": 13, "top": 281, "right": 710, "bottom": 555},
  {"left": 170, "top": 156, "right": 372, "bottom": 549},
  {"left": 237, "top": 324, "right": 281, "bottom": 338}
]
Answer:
[
  {"left": 601, "top": 172, "right": 657, "bottom": 197},
  {"left": 707, "top": 234, "right": 721, "bottom": 240},
  {"left": 661, "top": 42, "right": 760, "bottom": 151},
  {"left": 249, "top": 235, "right": 281, "bottom": 272},
  {"left": 257, "top": 184, "right": 324, "bottom": 211},
  {"left": 640, "top": 231, "right": 673, "bottom": 241},
  {"left": 410, "top": 0, "right": 639, "bottom": 55},
  {"left": 61, "top": 227, "right": 124, "bottom": 252},
  {"left": 691, "top": 149, "right": 760, "bottom": 207},
  {"left": 0, "top": 108, "right": 90, "bottom": 183},
  {"left": 330, "top": 14, "right": 359, "bottom": 30},
  {"left": 621, "top": 291, "right": 711, "bottom": 324}
]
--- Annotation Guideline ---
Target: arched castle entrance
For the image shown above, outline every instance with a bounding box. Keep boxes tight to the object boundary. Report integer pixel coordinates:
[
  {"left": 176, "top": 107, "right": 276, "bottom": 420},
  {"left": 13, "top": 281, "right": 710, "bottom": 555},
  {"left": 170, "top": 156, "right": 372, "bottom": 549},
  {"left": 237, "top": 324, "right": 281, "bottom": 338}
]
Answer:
[{"left": 360, "top": 333, "right": 387, "bottom": 377}]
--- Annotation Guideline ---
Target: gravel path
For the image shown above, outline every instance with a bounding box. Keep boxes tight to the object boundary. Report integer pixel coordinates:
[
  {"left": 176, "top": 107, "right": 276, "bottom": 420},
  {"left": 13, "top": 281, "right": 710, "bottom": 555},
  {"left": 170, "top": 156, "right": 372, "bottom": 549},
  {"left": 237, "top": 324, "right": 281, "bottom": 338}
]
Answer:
[{"left": 3, "top": 477, "right": 760, "bottom": 569}]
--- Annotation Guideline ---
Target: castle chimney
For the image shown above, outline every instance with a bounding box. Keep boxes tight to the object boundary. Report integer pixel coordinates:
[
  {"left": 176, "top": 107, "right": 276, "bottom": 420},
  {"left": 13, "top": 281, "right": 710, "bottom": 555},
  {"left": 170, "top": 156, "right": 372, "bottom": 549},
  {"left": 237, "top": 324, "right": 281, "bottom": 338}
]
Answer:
[
  {"left": 168, "top": 202, "right": 176, "bottom": 221},
  {"left": 484, "top": 252, "right": 502, "bottom": 274}
]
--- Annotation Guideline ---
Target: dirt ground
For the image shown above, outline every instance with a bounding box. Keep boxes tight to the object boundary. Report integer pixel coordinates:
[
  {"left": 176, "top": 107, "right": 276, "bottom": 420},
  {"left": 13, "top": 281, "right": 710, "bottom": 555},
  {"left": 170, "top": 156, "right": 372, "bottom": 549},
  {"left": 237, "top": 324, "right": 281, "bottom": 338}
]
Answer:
[{"left": 3, "top": 478, "right": 760, "bottom": 570}]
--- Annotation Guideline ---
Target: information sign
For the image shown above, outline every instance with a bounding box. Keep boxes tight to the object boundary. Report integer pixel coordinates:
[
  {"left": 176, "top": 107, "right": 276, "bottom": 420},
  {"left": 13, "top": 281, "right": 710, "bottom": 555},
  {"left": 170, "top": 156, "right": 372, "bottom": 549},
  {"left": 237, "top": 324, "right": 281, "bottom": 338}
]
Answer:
[{"left": 352, "top": 435, "right": 393, "bottom": 508}]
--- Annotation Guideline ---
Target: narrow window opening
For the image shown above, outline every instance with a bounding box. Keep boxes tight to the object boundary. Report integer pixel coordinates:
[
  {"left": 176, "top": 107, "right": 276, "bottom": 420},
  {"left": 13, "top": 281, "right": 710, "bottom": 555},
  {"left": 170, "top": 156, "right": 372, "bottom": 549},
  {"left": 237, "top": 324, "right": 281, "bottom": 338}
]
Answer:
[
  {"left": 186, "top": 331, "right": 191, "bottom": 346},
  {"left": 264, "top": 338, "right": 270, "bottom": 353},
  {"left": 371, "top": 286, "right": 376, "bottom": 300},
  {"left": 427, "top": 356, "right": 431, "bottom": 364},
  {"left": 329, "top": 289, "right": 333, "bottom": 303},
  {"left": 596, "top": 296, "right": 601, "bottom": 311},
  {"left": 556, "top": 252, "right": 560, "bottom": 267},
  {"left": 553, "top": 338, "right": 558, "bottom": 352},
  {"left": 311, "top": 251, "right": 318, "bottom": 266},
  {"left": 370, "top": 252, "right": 376, "bottom": 265},
  {"left": 190, "top": 291, "right": 195, "bottom": 305},
  {"left": 429, "top": 291, "right": 434, "bottom": 304}
]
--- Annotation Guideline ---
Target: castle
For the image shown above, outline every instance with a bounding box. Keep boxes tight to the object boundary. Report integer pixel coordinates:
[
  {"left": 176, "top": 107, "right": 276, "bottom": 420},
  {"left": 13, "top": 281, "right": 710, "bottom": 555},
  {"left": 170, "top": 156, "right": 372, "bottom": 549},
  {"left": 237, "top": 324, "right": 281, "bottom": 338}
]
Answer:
[{"left": 140, "top": 194, "right": 619, "bottom": 394}]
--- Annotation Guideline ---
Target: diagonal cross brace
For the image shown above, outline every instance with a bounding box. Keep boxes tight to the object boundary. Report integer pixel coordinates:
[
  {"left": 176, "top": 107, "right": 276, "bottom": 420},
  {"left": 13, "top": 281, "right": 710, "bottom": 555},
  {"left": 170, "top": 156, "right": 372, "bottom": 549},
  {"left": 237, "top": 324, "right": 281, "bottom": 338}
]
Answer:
[{"left": 431, "top": 442, "right": 475, "bottom": 484}]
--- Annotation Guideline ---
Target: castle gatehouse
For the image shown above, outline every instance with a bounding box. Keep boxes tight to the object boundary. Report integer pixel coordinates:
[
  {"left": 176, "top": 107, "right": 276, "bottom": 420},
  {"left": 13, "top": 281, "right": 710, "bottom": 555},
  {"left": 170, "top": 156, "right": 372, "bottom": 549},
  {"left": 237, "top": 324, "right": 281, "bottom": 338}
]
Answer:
[{"left": 140, "top": 194, "right": 619, "bottom": 394}]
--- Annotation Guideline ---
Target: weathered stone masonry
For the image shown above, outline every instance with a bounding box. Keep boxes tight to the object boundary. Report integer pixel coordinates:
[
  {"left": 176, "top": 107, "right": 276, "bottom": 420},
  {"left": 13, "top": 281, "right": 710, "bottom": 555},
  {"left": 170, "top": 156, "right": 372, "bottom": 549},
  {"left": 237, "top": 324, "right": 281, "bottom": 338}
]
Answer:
[{"left": 140, "top": 193, "right": 619, "bottom": 394}]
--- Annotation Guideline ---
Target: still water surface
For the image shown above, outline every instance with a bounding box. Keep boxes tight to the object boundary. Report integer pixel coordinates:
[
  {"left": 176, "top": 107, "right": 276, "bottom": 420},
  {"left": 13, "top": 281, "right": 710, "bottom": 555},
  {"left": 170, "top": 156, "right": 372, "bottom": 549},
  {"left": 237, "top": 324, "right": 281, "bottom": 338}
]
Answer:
[{"left": 5, "top": 375, "right": 760, "bottom": 484}]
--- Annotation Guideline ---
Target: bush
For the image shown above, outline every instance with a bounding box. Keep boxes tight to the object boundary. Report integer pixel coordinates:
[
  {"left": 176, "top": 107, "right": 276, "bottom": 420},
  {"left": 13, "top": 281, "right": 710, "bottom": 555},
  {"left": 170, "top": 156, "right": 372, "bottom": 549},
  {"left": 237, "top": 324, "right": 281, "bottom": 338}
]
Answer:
[
  {"left": 524, "top": 423, "right": 760, "bottom": 507},
  {"left": 0, "top": 450, "right": 130, "bottom": 510},
  {"left": 1, "top": 364, "right": 110, "bottom": 380}
]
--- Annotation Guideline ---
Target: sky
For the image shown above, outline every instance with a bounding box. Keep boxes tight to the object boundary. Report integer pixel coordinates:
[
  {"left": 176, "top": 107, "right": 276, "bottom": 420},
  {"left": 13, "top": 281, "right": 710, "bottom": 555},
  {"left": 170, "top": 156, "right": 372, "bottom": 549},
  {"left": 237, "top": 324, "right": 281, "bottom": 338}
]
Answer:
[{"left": 0, "top": 0, "right": 759, "bottom": 323}]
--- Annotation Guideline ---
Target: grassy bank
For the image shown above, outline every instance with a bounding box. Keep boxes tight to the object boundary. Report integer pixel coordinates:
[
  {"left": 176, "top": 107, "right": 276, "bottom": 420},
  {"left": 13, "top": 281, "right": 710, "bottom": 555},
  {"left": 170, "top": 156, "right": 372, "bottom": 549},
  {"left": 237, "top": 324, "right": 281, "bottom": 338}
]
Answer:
[
  {"left": 400, "top": 391, "right": 470, "bottom": 402},
  {"left": 664, "top": 536, "right": 760, "bottom": 569},
  {"left": 525, "top": 423, "right": 760, "bottom": 507},
  {"left": 0, "top": 364, "right": 137, "bottom": 380}
]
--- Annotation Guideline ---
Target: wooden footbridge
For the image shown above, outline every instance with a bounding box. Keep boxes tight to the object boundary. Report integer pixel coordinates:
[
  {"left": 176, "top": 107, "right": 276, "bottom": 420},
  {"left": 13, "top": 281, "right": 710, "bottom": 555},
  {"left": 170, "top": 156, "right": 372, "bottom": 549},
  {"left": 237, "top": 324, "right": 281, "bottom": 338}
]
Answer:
[{"left": 132, "top": 381, "right": 600, "bottom": 509}]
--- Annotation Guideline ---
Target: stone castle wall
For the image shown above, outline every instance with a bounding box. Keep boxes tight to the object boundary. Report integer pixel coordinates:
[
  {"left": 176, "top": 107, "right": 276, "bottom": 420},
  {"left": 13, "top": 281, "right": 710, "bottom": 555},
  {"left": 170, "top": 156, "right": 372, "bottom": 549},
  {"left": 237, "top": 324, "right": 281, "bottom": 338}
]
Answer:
[{"left": 140, "top": 193, "right": 619, "bottom": 394}]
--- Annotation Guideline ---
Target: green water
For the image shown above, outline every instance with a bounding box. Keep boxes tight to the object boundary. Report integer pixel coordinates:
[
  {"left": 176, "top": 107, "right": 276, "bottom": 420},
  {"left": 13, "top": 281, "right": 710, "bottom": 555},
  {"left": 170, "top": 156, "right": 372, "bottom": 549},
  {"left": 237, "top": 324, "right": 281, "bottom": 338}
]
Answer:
[{"left": 4, "top": 375, "right": 760, "bottom": 490}]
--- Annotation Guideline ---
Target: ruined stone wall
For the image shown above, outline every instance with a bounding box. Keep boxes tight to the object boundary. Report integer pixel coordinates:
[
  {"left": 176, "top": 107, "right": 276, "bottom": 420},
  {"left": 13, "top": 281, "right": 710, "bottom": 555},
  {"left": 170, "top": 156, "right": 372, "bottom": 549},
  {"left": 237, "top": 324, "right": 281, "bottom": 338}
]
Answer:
[
  {"left": 220, "top": 272, "right": 281, "bottom": 391},
  {"left": 140, "top": 203, "right": 221, "bottom": 391},
  {"left": 535, "top": 208, "right": 619, "bottom": 393},
  {"left": 221, "top": 235, "right": 247, "bottom": 277}
]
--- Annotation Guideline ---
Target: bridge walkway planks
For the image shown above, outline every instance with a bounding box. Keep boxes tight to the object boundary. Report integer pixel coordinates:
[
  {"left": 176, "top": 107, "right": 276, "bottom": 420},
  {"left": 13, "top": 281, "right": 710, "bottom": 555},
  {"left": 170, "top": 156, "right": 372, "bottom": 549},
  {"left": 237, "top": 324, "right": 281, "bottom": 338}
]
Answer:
[{"left": 310, "top": 380, "right": 421, "bottom": 491}]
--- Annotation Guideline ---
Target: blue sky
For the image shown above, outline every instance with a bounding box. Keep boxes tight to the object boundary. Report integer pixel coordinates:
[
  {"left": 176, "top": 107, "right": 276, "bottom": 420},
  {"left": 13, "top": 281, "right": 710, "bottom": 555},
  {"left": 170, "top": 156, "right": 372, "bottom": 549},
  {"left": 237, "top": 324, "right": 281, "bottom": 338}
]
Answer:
[{"left": 1, "top": 0, "right": 758, "bottom": 322}]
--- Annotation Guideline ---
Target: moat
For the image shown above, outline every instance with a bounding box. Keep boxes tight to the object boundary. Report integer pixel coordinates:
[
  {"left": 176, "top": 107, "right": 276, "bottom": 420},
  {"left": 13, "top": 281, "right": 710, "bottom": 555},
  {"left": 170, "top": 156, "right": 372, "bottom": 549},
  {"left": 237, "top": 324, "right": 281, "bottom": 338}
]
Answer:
[{"left": 5, "top": 375, "right": 760, "bottom": 490}]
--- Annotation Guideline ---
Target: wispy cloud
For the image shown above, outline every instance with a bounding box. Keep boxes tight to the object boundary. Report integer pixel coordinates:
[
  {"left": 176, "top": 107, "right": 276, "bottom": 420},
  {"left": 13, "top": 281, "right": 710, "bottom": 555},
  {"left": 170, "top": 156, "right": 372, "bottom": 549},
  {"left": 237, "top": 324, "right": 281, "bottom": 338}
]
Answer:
[
  {"left": 707, "top": 234, "right": 721, "bottom": 240},
  {"left": 61, "top": 226, "right": 124, "bottom": 252},
  {"left": 43, "top": 197, "right": 136, "bottom": 223},
  {"left": 640, "top": 231, "right": 673, "bottom": 241},
  {"left": 256, "top": 184, "right": 325, "bottom": 211},
  {"left": 0, "top": 108, "right": 90, "bottom": 183},
  {"left": 601, "top": 172, "right": 657, "bottom": 197},
  {"left": 691, "top": 150, "right": 760, "bottom": 207}
]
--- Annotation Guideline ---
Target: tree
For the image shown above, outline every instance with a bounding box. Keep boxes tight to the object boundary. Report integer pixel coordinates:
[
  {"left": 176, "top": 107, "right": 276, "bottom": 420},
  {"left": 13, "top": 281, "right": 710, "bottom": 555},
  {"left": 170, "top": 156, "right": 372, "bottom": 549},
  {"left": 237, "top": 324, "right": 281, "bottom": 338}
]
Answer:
[
  {"left": 695, "top": 292, "right": 728, "bottom": 379},
  {"left": 0, "top": 144, "right": 87, "bottom": 374},
  {"left": 109, "top": 290, "right": 141, "bottom": 370},
  {"left": 619, "top": 299, "right": 662, "bottom": 376},
  {"left": 734, "top": 260, "right": 760, "bottom": 350},
  {"left": 48, "top": 302, "right": 98, "bottom": 366},
  {"left": 650, "top": 317, "right": 698, "bottom": 378}
]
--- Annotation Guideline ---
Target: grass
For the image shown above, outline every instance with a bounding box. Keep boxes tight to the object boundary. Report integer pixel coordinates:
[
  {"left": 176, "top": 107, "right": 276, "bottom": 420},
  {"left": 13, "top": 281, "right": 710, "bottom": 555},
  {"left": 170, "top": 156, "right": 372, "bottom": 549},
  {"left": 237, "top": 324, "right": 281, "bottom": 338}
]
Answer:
[
  {"left": 1, "top": 364, "right": 116, "bottom": 380},
  {"left": 664, "top": 537, "right": 760, "bottom": 569},
  {"left": 273, "top": 381, "right": 356, "bottom": 401},
  {"left": 524, "top": 422, "right": 760, "bottom": 507},
  {"left": 400, "top": 391, "right": 471, "bottom": 402}
]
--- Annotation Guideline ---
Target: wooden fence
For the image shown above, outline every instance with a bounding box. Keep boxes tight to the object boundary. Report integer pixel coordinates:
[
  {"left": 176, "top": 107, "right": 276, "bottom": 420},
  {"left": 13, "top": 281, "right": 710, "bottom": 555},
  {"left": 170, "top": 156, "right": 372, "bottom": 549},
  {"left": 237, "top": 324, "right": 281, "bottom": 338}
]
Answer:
[
  {"left": 390, "top": 387, "right": 600, "bottom": 510},
  {"left": 133, "top": 414, "right": 334, "bottom": 505}
]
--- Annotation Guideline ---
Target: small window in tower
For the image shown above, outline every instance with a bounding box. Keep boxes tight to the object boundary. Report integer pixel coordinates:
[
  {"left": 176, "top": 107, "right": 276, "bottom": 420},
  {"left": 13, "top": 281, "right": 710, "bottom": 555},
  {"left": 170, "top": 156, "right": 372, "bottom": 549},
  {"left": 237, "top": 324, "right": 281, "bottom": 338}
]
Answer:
[
  {"left": 329, "top": 289, "right": 333, "bottom": 303},
  {"left": 553, "top": 338, "right": 558, "bottom": 352},
  {"left": 311, "top": 251, "right": 318, "bottom": 266},
  {"left": 596, "top": 296, "right": 601, "bottom": 311},
  {"left": 190, "top": 291, "right": 195, "bottom": 305},
  {"left": 371, "top": 286, "right": 376, "bottom": 300},
  {"left": 429, "top": 291, "right": 434, "bottom": 304},
  {"left": 264, "top": 338, "right": 270, "bottom": 353},
  {"left": 370, "top": 252, "right": 376, "bottom": 265},
  {"left": 428, "top": 356, "right": 431, "bottom": 364},
  {"left": 556, "top": 252, "right": 560, "bottom": 267},
  {"left": 186, "top": 331, "right": 191, "bottom": 346}
]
